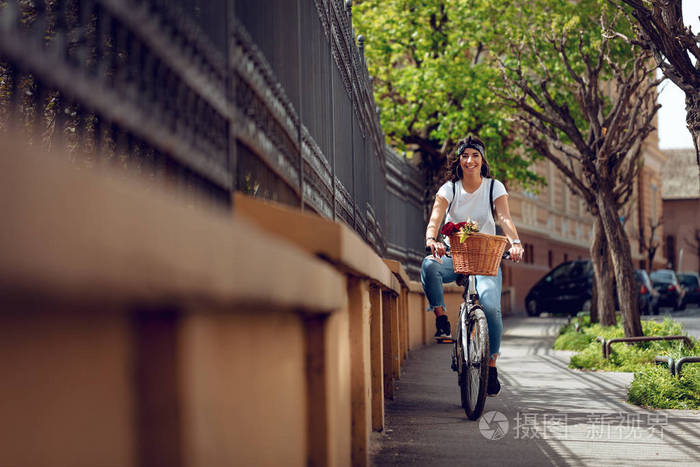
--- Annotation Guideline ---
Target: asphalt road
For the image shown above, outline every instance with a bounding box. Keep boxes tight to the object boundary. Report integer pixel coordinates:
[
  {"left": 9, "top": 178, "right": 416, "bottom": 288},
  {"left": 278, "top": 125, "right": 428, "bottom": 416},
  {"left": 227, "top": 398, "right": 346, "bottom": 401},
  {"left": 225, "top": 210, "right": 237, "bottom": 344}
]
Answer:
[
  {"left": 370, "top": 315, "right": 700, "bottom": 467},
  {"left": 646, "top": 304, "right": 700, "bottom": 338}
]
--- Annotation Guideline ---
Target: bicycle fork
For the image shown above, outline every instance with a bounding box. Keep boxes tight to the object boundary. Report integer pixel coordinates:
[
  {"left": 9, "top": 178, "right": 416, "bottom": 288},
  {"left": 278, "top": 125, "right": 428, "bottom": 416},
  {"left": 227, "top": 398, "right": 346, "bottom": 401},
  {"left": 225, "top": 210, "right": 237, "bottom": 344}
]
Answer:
[{"left": 453, "top": 275, "right": 480, "bottom": 372}]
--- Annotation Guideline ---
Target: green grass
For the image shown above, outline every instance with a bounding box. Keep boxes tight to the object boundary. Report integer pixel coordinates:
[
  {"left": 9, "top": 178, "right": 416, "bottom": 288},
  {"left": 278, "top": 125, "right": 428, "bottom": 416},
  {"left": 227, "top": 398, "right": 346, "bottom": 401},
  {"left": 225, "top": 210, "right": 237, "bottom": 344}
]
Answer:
[
  {"left": 628, "top": 365, "right": 700, "bottom": 410},
  {"left": 554, "top": 314, "right": 700, "bottom": 409}
]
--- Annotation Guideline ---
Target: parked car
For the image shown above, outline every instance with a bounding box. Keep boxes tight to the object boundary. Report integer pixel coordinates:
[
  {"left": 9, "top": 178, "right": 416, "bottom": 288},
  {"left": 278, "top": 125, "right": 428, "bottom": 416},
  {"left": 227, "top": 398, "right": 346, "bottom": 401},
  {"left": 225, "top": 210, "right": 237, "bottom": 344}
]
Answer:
[
  {"left": 525, "top": 260, "right": 660, "bottom": 316},
  {"left": 636, "top": 269, "right": 660, "bottom": 315},
  {"left": 649, "top": 269, "right": 686, "bottom": 310},
  {"left": 525, "top": 260, "right": 593, "bottom": 316},
  {"left": 677, "top": 272, "right": 700, "bottom": 306}
]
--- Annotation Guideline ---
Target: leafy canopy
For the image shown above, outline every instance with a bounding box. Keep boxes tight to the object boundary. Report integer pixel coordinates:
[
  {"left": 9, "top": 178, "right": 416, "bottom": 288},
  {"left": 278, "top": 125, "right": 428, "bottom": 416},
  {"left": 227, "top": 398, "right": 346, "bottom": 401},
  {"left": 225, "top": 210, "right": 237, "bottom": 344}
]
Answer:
[
  {"left": 354, "top": 0, "right": 637, "bottom": 190},
  {"left": 353, "top": 0, "right": 542, "bottom": 188},
  {"left": 491, "top": 0, "right": 639, "bottom": 140}
]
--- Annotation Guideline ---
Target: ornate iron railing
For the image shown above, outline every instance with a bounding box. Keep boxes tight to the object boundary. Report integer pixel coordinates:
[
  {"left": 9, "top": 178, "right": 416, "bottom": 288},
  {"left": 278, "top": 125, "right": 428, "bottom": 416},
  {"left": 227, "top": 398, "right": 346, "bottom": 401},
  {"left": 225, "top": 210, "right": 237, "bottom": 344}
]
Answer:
[{"left": 0, "top": 0, "right": 427, "bottom": 276}]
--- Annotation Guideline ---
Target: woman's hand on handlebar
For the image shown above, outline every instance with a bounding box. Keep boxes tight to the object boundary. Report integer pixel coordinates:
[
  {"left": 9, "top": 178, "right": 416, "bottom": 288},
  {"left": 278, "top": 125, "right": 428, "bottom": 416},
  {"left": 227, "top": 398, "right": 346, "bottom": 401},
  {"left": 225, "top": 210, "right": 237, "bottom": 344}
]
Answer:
[
  {"left": 508, "top": 242, "right": 524, "bottom": 263},
  {"left": 427, "top": 238, "right": 447, "bottom": 258}
]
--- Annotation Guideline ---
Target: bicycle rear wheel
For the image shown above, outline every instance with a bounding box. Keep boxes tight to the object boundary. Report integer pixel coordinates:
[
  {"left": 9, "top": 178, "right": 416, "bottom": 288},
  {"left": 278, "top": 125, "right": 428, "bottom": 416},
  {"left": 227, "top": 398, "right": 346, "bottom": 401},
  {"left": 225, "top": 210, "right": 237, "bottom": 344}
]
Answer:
[{"left": 459, "top": 306, "right": 490, "bottom": 420}]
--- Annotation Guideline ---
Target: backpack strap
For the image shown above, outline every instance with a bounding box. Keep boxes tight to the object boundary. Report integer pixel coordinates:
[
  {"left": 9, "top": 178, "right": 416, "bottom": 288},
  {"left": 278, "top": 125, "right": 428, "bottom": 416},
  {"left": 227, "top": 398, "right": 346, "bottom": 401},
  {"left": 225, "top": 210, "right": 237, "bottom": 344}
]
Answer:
[
  {"left": 490, "top": 178, "right": 504, "bottom": 235},
  {"left": 439, "top": 182, "right": 457, "bottom": 245},
  {"left": 446, "top": 180, "right": 456, "bottom": 216}
]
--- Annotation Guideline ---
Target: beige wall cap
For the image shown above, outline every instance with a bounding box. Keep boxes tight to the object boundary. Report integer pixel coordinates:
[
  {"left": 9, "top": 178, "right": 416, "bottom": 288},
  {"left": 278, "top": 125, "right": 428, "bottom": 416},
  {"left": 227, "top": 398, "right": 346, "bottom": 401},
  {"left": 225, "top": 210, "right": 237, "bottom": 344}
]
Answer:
[
  {"left": 0, "top": 142, "right": 344, "bottom": 312},
  {"left": 234, "top": 193, "right": 398, "bottom": 292},
  {"left": 383, "top": 259, "right": 410, "bottom": 288}
]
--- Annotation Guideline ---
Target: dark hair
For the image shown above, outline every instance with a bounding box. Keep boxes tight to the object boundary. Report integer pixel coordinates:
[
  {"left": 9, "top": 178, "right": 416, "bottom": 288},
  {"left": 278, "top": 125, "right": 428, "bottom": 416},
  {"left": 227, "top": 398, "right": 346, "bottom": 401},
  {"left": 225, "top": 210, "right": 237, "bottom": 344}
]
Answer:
[{"left": 445, "top": 135, "right": 490, "bottom": 182}]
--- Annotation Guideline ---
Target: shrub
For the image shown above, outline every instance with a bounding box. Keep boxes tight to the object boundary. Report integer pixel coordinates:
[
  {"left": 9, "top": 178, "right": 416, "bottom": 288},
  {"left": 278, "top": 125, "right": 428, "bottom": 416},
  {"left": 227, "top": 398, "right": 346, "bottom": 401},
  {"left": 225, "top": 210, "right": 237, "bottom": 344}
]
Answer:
[
  {"left": 555, "top": 316, "right": 694, "bottom": 372},
  {"left": 553, "top": 331, "right": 595, "bottom": 351},
  {"left": 554, "top": 315, "right": 700, "bottom": 409},
  {"left": 628, "top": 365, "right": 700, "bottom": 410}
]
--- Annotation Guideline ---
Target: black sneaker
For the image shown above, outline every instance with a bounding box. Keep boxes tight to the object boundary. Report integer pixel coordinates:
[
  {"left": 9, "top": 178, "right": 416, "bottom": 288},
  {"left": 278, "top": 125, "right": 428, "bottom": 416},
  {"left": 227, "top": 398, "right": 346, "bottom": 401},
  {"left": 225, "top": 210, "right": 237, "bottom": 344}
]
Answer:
[
  {"left": 487, "top": 366, "right": 501, "bottom": 396},
  {"left": 434, "top": 315, "right": 451, "bottom": 337}
]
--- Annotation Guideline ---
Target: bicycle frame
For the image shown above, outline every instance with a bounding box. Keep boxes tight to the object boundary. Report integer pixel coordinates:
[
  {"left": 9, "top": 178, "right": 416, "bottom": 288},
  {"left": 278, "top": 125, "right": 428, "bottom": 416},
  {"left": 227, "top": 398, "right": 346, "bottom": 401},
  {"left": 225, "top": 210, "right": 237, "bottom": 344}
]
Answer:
[
  {"left": 453, "top": 272, "right": 491, "bottom": 420},
  {"left": 457, "top": 274, "right": 479, "bottom": 357}
]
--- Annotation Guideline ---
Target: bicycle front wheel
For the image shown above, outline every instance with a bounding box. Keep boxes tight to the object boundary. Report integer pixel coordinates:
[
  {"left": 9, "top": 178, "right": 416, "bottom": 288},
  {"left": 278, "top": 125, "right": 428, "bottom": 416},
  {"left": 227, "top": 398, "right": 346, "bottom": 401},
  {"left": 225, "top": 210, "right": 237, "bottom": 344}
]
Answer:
[{"left": 459, "top": 306, "right": 490, "bottom": 420}]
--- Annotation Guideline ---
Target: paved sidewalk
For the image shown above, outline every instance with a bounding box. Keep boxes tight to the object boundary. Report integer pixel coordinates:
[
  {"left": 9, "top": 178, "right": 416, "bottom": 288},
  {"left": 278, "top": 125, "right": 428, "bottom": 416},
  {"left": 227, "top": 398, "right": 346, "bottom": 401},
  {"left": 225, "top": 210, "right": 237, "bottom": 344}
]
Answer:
[{"left": 371, "top": 316, "right": 700, "bottom": 466}]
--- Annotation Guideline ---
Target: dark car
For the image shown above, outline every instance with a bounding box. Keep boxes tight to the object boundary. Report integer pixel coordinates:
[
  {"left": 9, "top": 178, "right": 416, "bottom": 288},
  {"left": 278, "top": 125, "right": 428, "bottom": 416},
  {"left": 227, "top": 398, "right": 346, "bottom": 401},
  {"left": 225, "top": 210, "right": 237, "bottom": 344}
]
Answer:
[
  {"left": 525, "top": 260, "right": 659, "bottom": 316},
  {"left": 677, "top": 272, "right": 700, "bottom": 306},
  {"left": 649, "top": 269, "right": 686, "bottom": 310},
  {"left": 525, "top": 260, "right": 593, "bottom": 316},
  {"left": 636, "top": 269, "right": 660, "bottom": 315}
]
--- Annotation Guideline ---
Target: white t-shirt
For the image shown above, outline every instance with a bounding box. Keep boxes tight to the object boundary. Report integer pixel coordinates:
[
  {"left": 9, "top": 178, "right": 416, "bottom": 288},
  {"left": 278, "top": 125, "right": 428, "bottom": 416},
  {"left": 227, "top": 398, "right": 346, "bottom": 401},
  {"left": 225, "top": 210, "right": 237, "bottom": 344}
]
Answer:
[{"left": 436, "top": 178, "right": 508, "bottom": 240}]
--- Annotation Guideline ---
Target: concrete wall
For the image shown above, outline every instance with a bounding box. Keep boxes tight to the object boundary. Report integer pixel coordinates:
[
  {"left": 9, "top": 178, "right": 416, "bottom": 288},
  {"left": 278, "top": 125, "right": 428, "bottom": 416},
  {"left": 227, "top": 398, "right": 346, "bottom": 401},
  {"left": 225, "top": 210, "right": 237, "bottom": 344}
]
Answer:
[
  {"left": 0, "top": 142, "right": 430, "bottom": 467},
  {"left": 0, "top": 308, "right": 135, "bottom": 467},
  {"left": 407, "top": 283, "right": 427, "bottom": 350}
]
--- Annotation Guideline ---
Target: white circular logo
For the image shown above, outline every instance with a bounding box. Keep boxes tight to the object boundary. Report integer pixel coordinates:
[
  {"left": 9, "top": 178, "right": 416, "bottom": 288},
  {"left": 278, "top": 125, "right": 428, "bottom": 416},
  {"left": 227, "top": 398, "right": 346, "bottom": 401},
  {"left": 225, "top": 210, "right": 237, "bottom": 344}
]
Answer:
[{"left": 479, "top": 411, "right": 509, "bottom": 440}]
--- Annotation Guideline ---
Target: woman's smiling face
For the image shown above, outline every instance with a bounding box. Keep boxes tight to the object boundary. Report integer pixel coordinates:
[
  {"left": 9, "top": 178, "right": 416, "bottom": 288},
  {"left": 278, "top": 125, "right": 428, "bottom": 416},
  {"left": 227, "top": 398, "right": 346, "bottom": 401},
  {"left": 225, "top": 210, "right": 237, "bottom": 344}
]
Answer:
[{"left": 460, "top": 148, "right": 482, "bottom": 175}]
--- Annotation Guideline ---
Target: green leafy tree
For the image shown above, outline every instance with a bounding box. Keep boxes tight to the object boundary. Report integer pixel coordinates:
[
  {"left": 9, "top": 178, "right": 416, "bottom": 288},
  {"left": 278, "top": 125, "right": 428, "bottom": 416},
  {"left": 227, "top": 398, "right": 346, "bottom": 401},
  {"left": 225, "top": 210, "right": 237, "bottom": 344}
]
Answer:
[
  {"left": 353, "top": 0, "right": 543, "bottom": 207},
  {"left": 356, "top": 1, "right": 651, "bottom": 336},
  {"left": 492, "top": 0, "right": 654, "bottom": 336}
]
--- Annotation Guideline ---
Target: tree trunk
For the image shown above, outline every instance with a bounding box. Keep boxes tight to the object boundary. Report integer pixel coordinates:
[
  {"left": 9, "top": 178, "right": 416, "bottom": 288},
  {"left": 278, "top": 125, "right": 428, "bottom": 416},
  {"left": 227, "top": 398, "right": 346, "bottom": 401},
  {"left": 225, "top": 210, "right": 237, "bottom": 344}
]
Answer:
[
  {"left": 647, "top": 245, "right": 657, "bottom": 272},
  {"left": 685, "top": 91, "right": 700, "bottom": 183},
  {"left": 590, "top": 216, "right": 616, "bottom": 326},
  {"left": 590, "top": 273, "right": 598, "bottom": 324},
  {"left": 596, "top": 192, "right": 643, "bottom": 337}
]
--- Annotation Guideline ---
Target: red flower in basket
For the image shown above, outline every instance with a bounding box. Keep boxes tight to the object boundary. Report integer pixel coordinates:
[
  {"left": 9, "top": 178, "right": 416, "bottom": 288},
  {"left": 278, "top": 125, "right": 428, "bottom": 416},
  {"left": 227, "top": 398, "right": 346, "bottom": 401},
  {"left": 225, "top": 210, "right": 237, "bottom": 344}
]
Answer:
[
  {"left": 441, "top": 220, "right": 480, "bottom": 242},
  {"left": 440, "top": 222, "right": 458, "bottom": 236}
]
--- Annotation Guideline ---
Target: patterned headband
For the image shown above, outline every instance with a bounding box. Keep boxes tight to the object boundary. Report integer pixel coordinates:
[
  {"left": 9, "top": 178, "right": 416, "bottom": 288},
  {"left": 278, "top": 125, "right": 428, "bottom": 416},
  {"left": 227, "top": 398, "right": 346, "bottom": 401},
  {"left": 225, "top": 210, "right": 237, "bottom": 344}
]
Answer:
[{"left": 457, "top": 137, "right": 484, "bottom": 157}]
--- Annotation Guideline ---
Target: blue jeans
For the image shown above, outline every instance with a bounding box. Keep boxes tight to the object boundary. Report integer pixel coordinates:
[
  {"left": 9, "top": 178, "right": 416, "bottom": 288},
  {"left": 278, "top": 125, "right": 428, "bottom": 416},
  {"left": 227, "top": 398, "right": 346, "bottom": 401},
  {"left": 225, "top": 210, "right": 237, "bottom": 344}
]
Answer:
[{"left": 420, "top": 255, "right": 503, "bottom": 357}]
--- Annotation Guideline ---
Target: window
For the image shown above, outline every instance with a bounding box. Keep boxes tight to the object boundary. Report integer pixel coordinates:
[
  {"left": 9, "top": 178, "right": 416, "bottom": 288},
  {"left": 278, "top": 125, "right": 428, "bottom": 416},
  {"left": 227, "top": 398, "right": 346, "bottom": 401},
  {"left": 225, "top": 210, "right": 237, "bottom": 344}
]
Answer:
[
  {"left": 523, "top": 189, "right": 538, "bottom": 200},
  {"left": 678, "top": 274, "right": 698, "bottom": 289},
  {"left": 650, "top": 270, "right": 674, "bottom": 281},
  {"left": 523, "top": 243, "right": 535, "bottom": 264},
  {"left": 548, "top": 250, "right": 553, "bottom": 268},
  {"left": 564, "top": 253, "right": 568, "bottom": 263},
  {"left": 665, "top": 235, "right": 676, "bottom": 269},
  {"left": 549, "top": 262, "right": 575, "bottom": 281}
]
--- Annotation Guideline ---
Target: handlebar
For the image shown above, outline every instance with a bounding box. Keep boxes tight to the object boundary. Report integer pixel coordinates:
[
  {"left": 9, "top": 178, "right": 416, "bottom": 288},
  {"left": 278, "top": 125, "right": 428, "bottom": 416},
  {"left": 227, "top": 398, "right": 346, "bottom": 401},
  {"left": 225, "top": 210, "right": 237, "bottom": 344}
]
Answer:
[{"left": 425, "top": 245, "right": 512, "bottom": 261}]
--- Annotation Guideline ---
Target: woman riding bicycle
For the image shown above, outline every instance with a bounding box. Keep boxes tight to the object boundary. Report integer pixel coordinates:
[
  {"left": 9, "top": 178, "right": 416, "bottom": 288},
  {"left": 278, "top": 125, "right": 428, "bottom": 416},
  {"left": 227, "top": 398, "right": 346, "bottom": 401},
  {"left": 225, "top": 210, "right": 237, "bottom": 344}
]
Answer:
[{"left": 421, "top": 135, "right": 524, "bottom": 396}]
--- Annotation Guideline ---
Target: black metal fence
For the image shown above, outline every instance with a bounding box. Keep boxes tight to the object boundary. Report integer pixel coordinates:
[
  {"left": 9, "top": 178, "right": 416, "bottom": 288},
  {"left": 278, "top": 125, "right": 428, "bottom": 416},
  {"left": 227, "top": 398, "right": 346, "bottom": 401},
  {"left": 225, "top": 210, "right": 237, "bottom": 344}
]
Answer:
[{"left": 0, "top": 0, "right": 426, "bottom": 276}]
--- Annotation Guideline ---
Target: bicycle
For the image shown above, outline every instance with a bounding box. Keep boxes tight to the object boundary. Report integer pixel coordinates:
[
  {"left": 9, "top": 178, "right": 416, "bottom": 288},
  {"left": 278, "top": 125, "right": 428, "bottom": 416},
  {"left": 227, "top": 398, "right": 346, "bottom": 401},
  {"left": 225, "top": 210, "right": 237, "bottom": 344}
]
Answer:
[{"left": 450, "top": 251, "right": 510, "bottom": 420}]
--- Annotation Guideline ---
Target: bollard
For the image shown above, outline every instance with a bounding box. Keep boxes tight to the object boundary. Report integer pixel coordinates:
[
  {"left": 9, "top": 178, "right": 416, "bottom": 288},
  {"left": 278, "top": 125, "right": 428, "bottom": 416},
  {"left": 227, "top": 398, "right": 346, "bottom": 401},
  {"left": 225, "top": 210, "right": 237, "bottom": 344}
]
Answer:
[
  {"left": 675, "top": 356, "right": 700, "bottom": 378},
  {"left": 653, "top": 356, "right": 676, "bottom": 376},
  {"left": 596, "top": 336, "right": 607, "bottom": 357},
  {"left": 600, "top": 335, "right": 692, "bottom": 359}
]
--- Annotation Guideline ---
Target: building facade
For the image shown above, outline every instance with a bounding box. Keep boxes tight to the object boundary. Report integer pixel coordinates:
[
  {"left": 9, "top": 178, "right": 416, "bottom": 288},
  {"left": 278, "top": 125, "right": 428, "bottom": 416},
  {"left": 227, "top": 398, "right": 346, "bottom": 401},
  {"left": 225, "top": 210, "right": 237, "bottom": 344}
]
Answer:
[
  {"left": 661, "top": 148, "right": 700, "bottom": 274},
  {"left": 501, "top": 135, "right": 667, "bottom": 315},
  {"left": 502, "top": 158, "right": 594, "bottom": 315}
]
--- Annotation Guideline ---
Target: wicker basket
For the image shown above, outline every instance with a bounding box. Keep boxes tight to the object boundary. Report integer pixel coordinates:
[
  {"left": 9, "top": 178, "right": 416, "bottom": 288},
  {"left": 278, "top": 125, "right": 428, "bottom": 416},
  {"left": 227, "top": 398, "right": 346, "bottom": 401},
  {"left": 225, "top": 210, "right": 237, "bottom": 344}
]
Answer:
[{"left": 448, "top": 232, "right": 509, "bottom": 276}]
